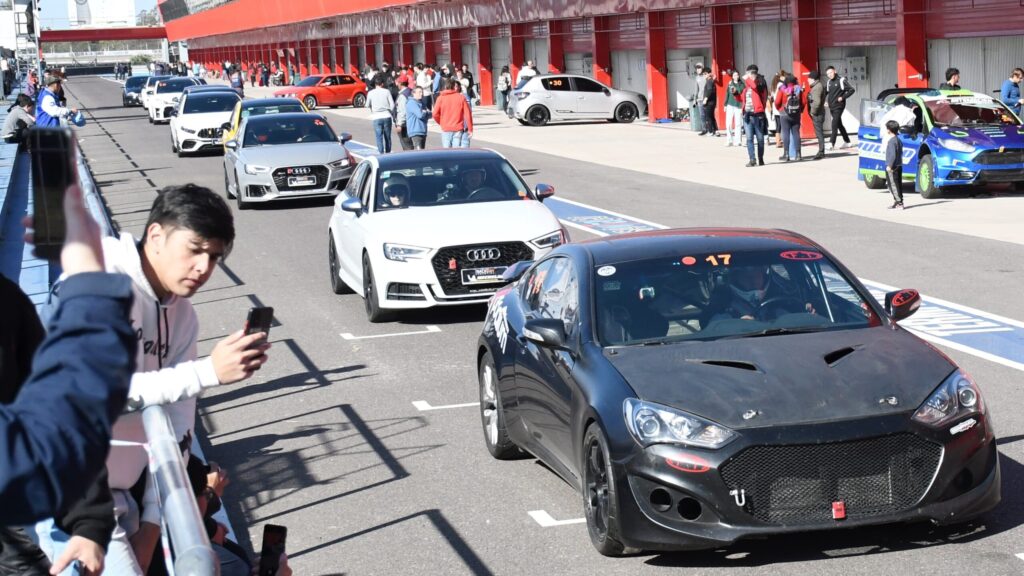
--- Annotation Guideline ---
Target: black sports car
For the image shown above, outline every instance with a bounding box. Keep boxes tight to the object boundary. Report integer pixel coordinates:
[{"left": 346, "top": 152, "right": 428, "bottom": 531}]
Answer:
[
  {"left": 122, "top": 75, "right": 149, "bottom": 107},
  {"left": 476, "top": 228, "right": 999, "bottom": 556}
]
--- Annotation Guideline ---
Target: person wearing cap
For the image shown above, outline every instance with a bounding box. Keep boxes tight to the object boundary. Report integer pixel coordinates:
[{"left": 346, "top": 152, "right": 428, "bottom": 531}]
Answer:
[
  {"left": 806, "top": 71, "right": 826, "bottom": 160},
  {"left": 35, "top": 76, "right": 77, "bottom": 129}
]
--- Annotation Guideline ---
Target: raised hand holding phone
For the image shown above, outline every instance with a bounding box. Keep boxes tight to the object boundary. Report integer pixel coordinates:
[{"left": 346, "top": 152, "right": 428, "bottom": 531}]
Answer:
[{"left": 209, "top": 308, "right": 272, "bottom": 384}]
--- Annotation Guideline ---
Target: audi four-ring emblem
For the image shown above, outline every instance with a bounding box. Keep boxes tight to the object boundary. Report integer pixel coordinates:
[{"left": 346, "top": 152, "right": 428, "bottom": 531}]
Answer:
[
  {"left": 287, "top": 167, "right": 312, "bottom": 175},
  {"left": 466, "top": 248, "right": 501, "bottom": 262}
]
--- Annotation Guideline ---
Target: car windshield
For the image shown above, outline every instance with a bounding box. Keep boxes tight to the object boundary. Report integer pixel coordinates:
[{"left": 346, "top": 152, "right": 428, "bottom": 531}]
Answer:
[
  {"left": 183, "top": 94, "right": 238, "bottom": 114},
  {"left": 296, "top": 76, "right": 322, "bottom": 87},
  {"left": 242, "top": 116, "right": 337, "bottom": 147},
  {"left": 594, "top": 249, "right": 882, "bottom": 346},
  {"left": 125, "top": 77, "right": 147, "bottom": 89},
  {"left": 156, "top": 79, "right": 194, "bottom": 94},
  {"left": 241, "top": 104, "right": 305, "bottom": 119},
  {"left": 924, "top": 96, "right": 1021, "bottom": 126},
  {"left": 374, "top": 158, "right": 533, "bottom": 210}
]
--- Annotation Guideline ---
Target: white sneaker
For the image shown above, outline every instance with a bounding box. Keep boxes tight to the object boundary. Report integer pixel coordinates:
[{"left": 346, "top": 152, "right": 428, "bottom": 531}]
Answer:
[{"left": 828, "top": 143, "right": 835, "bottom": 151}]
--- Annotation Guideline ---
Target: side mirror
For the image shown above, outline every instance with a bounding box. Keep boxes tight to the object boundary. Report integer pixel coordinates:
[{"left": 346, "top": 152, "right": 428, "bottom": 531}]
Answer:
[
  {"left": 502, "top": 260, "right": 534, "bottom": 283},
  {"left": 340, "top": 132, "right": 352, "bottom": 144},
  {"left": 220, "top": 122, "right": 231, "bottom": 130},
  {"left": 885, "top": 289, "right": 921, "bottom": 322},
  {"left": 534, "top": 183, "right": 555, "bottom": 201},
  {"left": 340, "top": 196, "right": 363, "bottom": 214},
  {"left": 523, "top": 318, "right": 568, "bottom": 349},
  {"left": 169, "top": 109, "right": 178, "bottom": 117},
  {"left": 224, "top": 140, "right": 238, "bottom": 150},
  {"left": 603, "top": 88, "right": 611, "bottom": 96}
]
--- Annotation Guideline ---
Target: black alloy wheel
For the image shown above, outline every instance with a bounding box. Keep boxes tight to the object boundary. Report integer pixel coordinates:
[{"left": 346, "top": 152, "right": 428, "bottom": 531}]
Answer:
[
  {"left": 328, "top": 236, "right": 352, "bottom": 294},
  {"left": 614, "top": 102, "right": 638, "bottom": 124},
  {"left": 362, "top": 253, "right": 394, "bottom": 323},
  {"left": 526, "top": 105, "right": 550, "bottom": 127},
  {"left": 582, "top": 424, "right": 628, "bottom": 557}
]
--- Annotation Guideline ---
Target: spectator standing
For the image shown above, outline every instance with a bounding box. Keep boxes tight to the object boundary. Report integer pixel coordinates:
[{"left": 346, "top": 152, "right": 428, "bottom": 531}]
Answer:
[
  {"left": 367, "top": 78, "right": 396, "bottom": 154},
  {"left": 460, "top": 64, "right": 476, "bottom": 101},
  {"left": 431, "top": 64, "right": 443, "bottom": 105},
  {"left": 515, "top": 60, "right": 537, "bottom": 87},
  {"left": 825, "top": 65, "right": 855, "bottom": 150},
  {"left": 724, "top": 70, "right": 743, "bottom": 147},
  {"left": 806, "top": 71, "right": 826, "bottom": 160},
  {"left": 25, "top": 70, "right": 38, "bottom": 98},
  {"left": 692, "top": 63, "right": 706, "bottom": 133},
  {"left": 406, "top": 86, "right": 430, "bottom": 149},
  {"left": 496, "top": 65, "right": 512, "bottom": 114},
  {"left": 250, "top": 63, "right": 257, "bottom": 87},
  {"left": 1000, "top": 68, "right": 1023, "bottom": 115},
  {"left": 395, "top": 84, "right": 414, "bottom": 151},
  {"left": 768, "top": 70, "right": 787, "bottom": 148},
  {"left": 434, "top": 78, "right": 473, "bottom": 148},
  {"left": 740, "top": 64, "right": 769, "bottom": 167},
  {"left": 884, "top": 120, "right": 904, "bottom": 210},
  {"left": 775, "top": 74, "right": 804, "bottom": 162},
  {"left": 415, "top": 63, "right": 433, "bottom": 109},
  {"left": 229, "top": 66, "right": 244, "bottom": 97},
  {"left": 35, "top": 76, "right": 76, "bottom": 128},
  {"left": 939, "top": 67, "right": 961, "bottom": 90},
  {"left": 699, "top": 67, "right": 718, "bottom": 136}
]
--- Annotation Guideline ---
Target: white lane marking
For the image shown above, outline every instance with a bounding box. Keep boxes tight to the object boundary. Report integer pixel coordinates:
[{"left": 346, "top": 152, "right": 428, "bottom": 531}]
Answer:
[
  {"left": 340, "top": 325, "right": 441, "bottom": 340},
  {"left": 1016, "top": 553, "right": 1024, "bottom": 561},
  {"left": 528, "top": 510, "right": 586, "bottom": 527},
  {"left": 411, "top": 400, "right": 480, "bottom": 411}
]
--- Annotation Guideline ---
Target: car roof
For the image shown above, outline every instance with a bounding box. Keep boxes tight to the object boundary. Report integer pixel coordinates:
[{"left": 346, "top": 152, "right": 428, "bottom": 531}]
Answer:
[
  {"left": 243, "top": 98, "right": 303, "bottom": 108},
  {"left": 573, "top": 228, "right": 822, "bottom": 266},
  {"left": 372, "top": 148, "right": 504, "bottom": 169}
]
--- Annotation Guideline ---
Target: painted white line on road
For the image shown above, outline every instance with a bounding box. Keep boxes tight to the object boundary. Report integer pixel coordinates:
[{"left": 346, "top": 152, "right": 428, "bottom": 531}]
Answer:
[
  {"left": 412, "top": 400, "right": 480, "bottom": 411},
  {"left": 340, "top": 324, "right": 441, "bottom": 340},
  {"left": 1016, "top": 553, "right": 1024, "bottom": 561},
  {"left": 528, "top": 510, "right": 586, "bottom": 527}
]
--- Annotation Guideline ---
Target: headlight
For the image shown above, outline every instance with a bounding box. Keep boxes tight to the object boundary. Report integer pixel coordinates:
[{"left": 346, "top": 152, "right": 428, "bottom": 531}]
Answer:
[
  {"left": 328, "top": 158, "right": 351, "bottom": 169},
  {"left": 943, "top": 138, "right": 976, "bottom": 153},
  {"left": 531, "top": 229, "right": 567, "bottom": 250},
  {"left": 180, "top": 127, "right": 196, "bottom": 134},
  {"left": 912, "top": 369, "right": 985, "bottom": 429},
  {"left": 244, "top": 164, "right": 270, "bottom": 175},
  {"left": 383, "top": 243, "right": 430, "bottom": 262},
  {"left": 624, "top": 399, "right": 737, "bottom": 449}
]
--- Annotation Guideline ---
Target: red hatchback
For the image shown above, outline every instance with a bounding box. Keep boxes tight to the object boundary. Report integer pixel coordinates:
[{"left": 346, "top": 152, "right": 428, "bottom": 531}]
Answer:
[{"left": 274, "top": 74, "right": 368, "bottom": 110}]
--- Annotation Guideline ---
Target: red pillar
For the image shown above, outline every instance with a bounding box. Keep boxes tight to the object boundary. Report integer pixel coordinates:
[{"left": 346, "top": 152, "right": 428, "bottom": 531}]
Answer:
[
  {"left": 310, "top": 39, "right": 320, "bottom": 75},
  {"left": 710, "top": 7, "right": 735, "bottom": 130},
  {"left": 477, "top": 27, "right": 494, "bottom": 105},
  {"left": 792, "top": 0, "right": 820, "bottom": 138},
  {"left": 592, "top": 16, "right": 612, "bottom": 87},
  {"left": 645, "top": 12, "right": 668, "bottom": 122},
  {"left": 349, "top": 41, "right": 360, "bottom": 75},
  {"left": 401, "top": 33, "right": 414, "bottom": 67},
  {"left": 510, "top": 25, "right": 526, "bottom": 82},
  {"left": 334, "top": 39, "right": 345, "bottom": 73},
  {"left": 424, "top": 33, "right": 437, "bottom": 67},
  {"left": 449, "top": 31, "right": 463, "bottom": 67},
  {"left": 897, "top": 0, "right": 928, "bottom": 88},
  {"left": 548, "top": 21, "right": 564, "bottom": 73}
]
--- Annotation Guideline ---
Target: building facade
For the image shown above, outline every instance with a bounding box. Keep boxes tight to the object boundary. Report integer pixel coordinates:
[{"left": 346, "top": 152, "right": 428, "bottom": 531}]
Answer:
[
  {"left": 160, "top": 0, "right": 1024, "bottom": 128},
  {"left": 68, "top": 0, "right": 137, "bottom": 28}
]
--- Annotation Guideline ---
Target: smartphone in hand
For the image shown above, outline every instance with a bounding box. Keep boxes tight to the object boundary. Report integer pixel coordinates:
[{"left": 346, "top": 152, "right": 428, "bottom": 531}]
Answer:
[
  {"left": 258, "top": 524, "right": 287, "bottom": 576},
  {"left": 29, "top": 127, "right": 78, "bottom": 260},
  {"left": 244, "top": 306, "right": 274, "bottom": 348}
]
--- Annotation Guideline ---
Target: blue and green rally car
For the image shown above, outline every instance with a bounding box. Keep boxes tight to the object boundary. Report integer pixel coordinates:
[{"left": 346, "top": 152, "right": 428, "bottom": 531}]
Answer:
[{"left": 857, "top": 88, "right": 1024, "bottom": 198}]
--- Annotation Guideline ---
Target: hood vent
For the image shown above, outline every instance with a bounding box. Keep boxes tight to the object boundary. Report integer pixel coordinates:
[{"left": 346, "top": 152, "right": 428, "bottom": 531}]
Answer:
[
  {"left": 824, "top": 346, "right": 857, "bottom": 366},
  {"left": 693, "top": 359, "right": 760, "bottom": 372}
]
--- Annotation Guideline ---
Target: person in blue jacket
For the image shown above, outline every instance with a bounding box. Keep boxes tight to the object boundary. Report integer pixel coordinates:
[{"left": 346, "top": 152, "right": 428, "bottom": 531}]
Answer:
[
  {"left": 35, "top": 76, "right": 77, "bottom": 128},
  {"left": 1000, "top": 68, "right": 1023, "bottom": 116},
  {"left": 406, "top": 86, "right": 430, "bottom": 149},
  {"left": 1, "top": 183, "right": 136, "bottom": 525}
]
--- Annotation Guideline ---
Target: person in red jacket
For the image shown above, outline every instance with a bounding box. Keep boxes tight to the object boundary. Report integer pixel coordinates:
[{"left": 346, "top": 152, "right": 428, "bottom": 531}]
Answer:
[
  {"left": 774, "top": 74, "right": 805, "bottom": 162},
  {"left": 739, "top": 64, "right": 769, "bottom": 167},
  {"left": 432, "top": 78, "right": 474, "bottom": 148}
]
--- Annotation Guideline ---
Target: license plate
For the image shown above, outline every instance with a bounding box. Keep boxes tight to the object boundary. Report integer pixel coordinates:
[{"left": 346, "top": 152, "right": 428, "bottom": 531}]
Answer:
[
  {"left": 287, "top": 176, "right": 316, "bottom": 187},
  {"left": 461, "top": 266, "right": 508, "bottom": 285}
]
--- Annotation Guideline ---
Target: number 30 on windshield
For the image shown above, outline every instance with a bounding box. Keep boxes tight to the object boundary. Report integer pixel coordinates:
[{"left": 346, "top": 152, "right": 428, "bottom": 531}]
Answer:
[{"left": 705, "top": 254, "right": 732, "bottom": 266}]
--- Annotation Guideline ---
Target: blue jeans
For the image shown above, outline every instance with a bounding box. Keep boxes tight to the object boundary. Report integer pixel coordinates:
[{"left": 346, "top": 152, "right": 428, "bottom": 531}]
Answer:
[
  {"left": 442, "top": 131, "right": 469, "bottom": 149},
  {"left": 743, "top": 112, "right": 767, "bottom": 163},
  {"left": 779, "top": 116, "right": 801, "bottom": 158},
  {"left": 373, "top": 118, "right": 392, "bottom": 153}
]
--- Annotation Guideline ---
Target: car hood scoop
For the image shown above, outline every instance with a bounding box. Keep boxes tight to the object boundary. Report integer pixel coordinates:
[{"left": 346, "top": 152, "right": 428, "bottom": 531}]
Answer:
[{"left": 604, "top": 327, "right": 955, "bottom": 429}]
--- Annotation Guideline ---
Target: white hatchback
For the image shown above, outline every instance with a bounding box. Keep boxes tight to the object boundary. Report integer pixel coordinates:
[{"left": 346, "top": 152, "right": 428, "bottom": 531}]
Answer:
[{"left": 327, "top": 149, "right": 566, "bottom": 322}]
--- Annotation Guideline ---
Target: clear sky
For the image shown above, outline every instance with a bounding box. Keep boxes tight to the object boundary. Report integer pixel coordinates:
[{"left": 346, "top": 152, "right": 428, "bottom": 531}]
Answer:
[{"left": 40, "top": 0, "right": 157, "bottom": 29}]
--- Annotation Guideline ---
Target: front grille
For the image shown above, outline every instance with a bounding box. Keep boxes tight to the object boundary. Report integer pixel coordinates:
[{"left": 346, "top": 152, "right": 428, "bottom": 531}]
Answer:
[
  {"left": 198, "top": 127, "right": 222, "bottom": 139},
  {"left": 974, "top": 149, "right": 1024, "bottom": 165},
  {"left": 720, "top": 433, "right": 941, "bottom": 526},
  {"left": 430, "top": 241, "right": 533, "bottom": 296},
  {"left": 977, "top": 168, "right": 1024, "bottom": 183},
  {"left": 272, "top": 166, "right": 329, "bottom": 191}
]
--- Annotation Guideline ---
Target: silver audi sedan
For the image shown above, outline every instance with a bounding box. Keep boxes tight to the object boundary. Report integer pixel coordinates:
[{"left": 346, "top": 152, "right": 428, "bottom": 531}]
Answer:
[
  {"left": 512, "top": 74, "right": 647, "bottom": 126},
  {"left": 222, "top": 112, "right": 356, "bottom": 209}
]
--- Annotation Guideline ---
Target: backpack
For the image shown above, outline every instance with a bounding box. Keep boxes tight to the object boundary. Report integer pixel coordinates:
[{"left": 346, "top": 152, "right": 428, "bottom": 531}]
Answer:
[{"left": 784, "top": 89, "right": 802, "bottom": 119}]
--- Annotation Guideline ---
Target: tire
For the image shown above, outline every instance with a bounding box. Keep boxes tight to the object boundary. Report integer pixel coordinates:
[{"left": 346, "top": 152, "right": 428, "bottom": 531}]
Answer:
[
  {"left": 224, "top": 169, "right": 235, "bottom": 198},
  {"left": 479, "top": 352, "right": 519, "bottom": 459},
  {"left": 917, "top": 154, "right": 942, "bottom": 199},
  {"left": 352, "top": 93, "right": 366, "bottom": 108},
  {"left": 171, "top": 135, "right": 178, "bottom": 153},
  {"left": 362, "top": 253, "right": 394, "bottom": 323},
  {"left": 516, "top": 119, "right": 529, "bottom": 126},
  {"left": 235, "top": 172, "right": 251, "bottom": 210},
  {"left": 328, "top": 236, "right": 353, "bottom": 295},
  {"left": 526, "top": 105, "right": 550, "bottom": 127},
  {"left": 863, "top": 173, "right": 887, "bottom": 190},
  {"left": 303, "top": 95, "right": 318, "bottom": 110},
  {"left": 582, "top": 424, "right": 629, "bottom": 557},
  {"left": 614, "top": 102, "right": 638, "bottom": 124},
  {"left": 148, "top": 113, "right": 153, "bottom": 124}
]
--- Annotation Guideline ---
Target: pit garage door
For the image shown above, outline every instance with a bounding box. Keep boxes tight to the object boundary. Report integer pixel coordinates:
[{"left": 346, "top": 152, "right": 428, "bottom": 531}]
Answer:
[
  {"left": 611, "top": 49, "right": 646, "bottom": 95},
  {"left": 413, "top": 43, "right": 425, "bottom": 66},
  {"left": 734, "top": 22, "right": 793, "bottom": 84},
  {"left": 819, "top": 45, "right": 897, "bottom": 133},
  {"left": 491, "top": 38, "right": 511, "bottom": 101},
  {"left": 565, "top": 52, "right": 592, "bottom": 75},
  {"left": 928, "top": 36, "right": 1024, "bottom": 95},
  {"left": 525, "top": 38, "right": 549, "bottom": 73},
  {"left": 667, "top": 48, "right": 709, "bottom": 110}
]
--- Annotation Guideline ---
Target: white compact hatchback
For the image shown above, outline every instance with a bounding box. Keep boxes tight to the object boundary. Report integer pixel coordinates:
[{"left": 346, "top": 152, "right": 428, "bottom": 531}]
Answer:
[
  {"left": 327, "top": 149, "right": 567, "bottom": 322},
  {"left": 512, "top": 74, "right": 647, "bottom": 126}
]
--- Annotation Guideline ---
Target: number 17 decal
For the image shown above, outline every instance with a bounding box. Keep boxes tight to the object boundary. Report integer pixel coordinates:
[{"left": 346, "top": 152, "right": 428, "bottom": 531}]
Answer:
[{"left": 705, "top": 254, "right": 732, "bottom": 266}]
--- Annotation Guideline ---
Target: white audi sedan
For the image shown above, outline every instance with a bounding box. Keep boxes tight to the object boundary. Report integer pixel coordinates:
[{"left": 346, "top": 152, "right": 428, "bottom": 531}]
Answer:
[{"left": 327, "top": 149, "right": 566, "bottom": 322}]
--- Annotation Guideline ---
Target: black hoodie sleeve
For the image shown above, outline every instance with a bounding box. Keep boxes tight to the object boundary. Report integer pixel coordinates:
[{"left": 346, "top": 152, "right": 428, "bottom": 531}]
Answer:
[{"left": 54, "top": 468, "right": 115, "bottom": 550}]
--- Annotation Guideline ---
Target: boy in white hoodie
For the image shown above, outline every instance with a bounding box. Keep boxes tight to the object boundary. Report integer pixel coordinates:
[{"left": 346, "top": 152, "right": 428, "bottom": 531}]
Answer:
[{"left": 38, "top": 184, "right": 270, "bottom": 576}]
